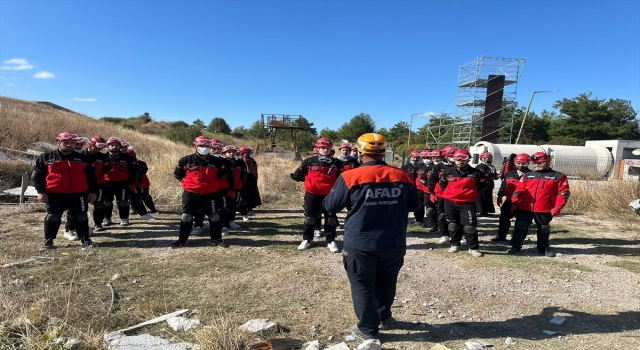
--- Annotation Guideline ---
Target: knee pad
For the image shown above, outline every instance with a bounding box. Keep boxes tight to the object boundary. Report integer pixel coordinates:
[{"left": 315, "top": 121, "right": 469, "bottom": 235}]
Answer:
[
  {"left": 208, "top": 212, "right": 220, "bottom": 222},
  {"left": 326, "top": 216, "right": 337, "bottom": 226},
  {"left": 426, "top": 207, "right": 435, "bottom": 216},
  {"left": 516, "top": 221, "right": 529, "bottom": 231},
  {"left": 45, "top": 213, "right": 61, "bottom": 223},
  {"left": 117, "top": 200, "right": 129, "bottom": 207},
  {"left": 448, "top": 223, "right": 459, "bottom": 233},
  {"left": 181, "top": 213, "right": 193, "bottom": 223},
  {"left": 304, "top": 216, "right": 316, "bottom": 225},
  {"left": 103, "top": 201, "right": 113, "bottom": 208},
  {"left": 539, "top": 225, "right": 551, "bottom": 235},
  {"left": 93, "top": 202, "right": 105, "bottom": 209},
  {"left": 438, "top": 213, "right": 446, "bottom": 222},
  {"left": 463, "top": 225, "right": 477, "bottom": 234},
  {"left": 75, "top": 212, "right": 88, "bottom": 222}
]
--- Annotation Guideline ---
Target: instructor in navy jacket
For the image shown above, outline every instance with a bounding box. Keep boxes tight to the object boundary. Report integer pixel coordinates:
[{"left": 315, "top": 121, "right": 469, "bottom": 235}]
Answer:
[{"left": 324, "top": 133, "right": 420, "bottom": 341}]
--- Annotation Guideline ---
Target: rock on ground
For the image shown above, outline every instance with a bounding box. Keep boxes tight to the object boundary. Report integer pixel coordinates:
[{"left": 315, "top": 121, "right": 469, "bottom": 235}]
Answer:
[
  {"left": 166, "top": 317, "right": 202, "bottom": 332},
  {"left": 324, "top": 343, "right": 350, "bottom": 350},
  {"left": 356, "top": 339, "right": 382, "bottom": 350},
  {"left": 103, "top": 332, "right": 197, "bottom": 350},
  {"left": 304, "top": 340, "right": 322, "bottom": 350},
  {"left": 238, "top": 319, "right": 277, "bottom": 333}
]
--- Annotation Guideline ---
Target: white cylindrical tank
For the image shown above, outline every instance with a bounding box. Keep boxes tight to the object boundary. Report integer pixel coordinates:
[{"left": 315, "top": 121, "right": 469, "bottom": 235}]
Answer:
[
  {"left": 541, "top": 144, "right": 614, "bottom": 179},
  {"left": 470, "top": 141, "right": 544, "bottom": 165}
]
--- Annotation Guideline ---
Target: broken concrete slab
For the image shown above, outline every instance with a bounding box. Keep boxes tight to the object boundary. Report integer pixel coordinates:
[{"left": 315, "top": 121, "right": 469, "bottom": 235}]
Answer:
[
  {"left": 239, "top": 319, "right": 277, "bottom": 333},
  {"left": 325, "top": 343, "right": 350, "bottom": 350},
  {"left": 356, "top": 339, "right": 382, "bottom": 350},
  {"left": 166, "top": 317, "right": 202, "bottom": 332},
  {"left": 549, "top": 316, "right": 567, "bottom": 325},
  {"left": 103, "top": 332, "right": 196, "bottom": 350}
]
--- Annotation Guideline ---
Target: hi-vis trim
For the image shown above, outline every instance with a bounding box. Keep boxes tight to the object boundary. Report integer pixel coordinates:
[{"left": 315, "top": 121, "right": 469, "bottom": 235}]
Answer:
[{"left": 373, "top": 134, "right": 379, "bottom": 141}]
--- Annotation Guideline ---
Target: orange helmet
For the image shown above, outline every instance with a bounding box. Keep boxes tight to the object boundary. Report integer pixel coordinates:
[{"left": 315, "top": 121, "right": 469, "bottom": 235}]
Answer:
[{"left": 355, "top": 133, "right": 386, "bottom": 154}]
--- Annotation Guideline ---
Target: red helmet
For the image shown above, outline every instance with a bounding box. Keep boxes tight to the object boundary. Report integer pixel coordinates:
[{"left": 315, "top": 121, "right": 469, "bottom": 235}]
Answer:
[
  {"left": 89, "top": 136, "right": 107, "bottom": 148},
  {"left": 193, "top": 136, "right": 212, "bottom": 147},
  {"left": 238, "top": 146, "right": 253, "bottom": 155},
  {"left": 409, "top": 150, "right": 420, "bottom": 157},
  {"left": 419, "top": 150, "right": 429, "bottom": 158},
  {"left": 351, "top": 145, "right": 358, "bottom": 151},
  {"left": 480, "top": 152, "right": 493, "bottom": 160},
  {"left": 453, "top": 149, "right": 471, "bottom": 161},
  {"left": 210, "top": 139, "right": 224, "bottom": 148},
  {"left": 314, "top": 137, "right": 333, "bottom": 149},
  {"left": 106, "top": 136, "right": 122, "bottom": 145},
  {"left": 312, "top": 149, "right": 318, "bottom": 155},
  {"left": 530, "top": 152, "right": 550, "bottom": 163},
  {"left": 127, "top": 149, "right": 137, "bottom": 158},
  {"left": 514, "top": 153, "right": 530, "bottom": 163},
  {"left": 56, "top": 131, "right": 78, "bottom": 142},
  {"left": 221, "top": 145, "right": 237, "bottom": 153},
  {"left": 339, "top": 142, "right": 351, "bottom": 150},
  {"left": 428, "top": 150, "right": 443, "bottom": 158},
  {"left": 120, "top": 141, "right": 130, "bottom": 148},
  {"left": 442, "top": 146, "right": 459, "bottom": 157}
]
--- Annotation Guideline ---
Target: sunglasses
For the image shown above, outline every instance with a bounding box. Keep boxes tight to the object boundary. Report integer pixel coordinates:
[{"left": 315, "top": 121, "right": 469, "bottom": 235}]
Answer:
[
  {"left": 530, "top": 155, "right": 548, "bottom": 162},
  {"left": 453, "top": 156, "right": 470, "bottom": 161}
]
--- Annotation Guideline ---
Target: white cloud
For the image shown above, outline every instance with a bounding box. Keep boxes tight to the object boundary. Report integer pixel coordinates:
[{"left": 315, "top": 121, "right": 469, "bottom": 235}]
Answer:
[
  {"left": 6, "top": 83, "right": 16, "bottom": 87},
  {"left": 73, "top": 98, "right": 96, "bottom": 102},
  {"left": 34, "top": 71, "right": 55, "bottom": 79},
  {"left": 1, "top": 58, "right": 35, "bottom": 70}
]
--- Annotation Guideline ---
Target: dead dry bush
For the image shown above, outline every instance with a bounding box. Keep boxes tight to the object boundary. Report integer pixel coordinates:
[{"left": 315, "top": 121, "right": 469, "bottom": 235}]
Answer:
[
  {"left": 0, "top": 162, "right": 32, "bottom": 191},
  {"left": 255, "top": 155, "right": 305, "bottom": 205},
  {"left": 563, "top": 180, "right": 640, "bottom": 220}
]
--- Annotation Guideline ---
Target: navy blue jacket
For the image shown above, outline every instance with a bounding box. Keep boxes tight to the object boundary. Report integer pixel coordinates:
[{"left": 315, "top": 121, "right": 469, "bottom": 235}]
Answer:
[{"left": 323, "top": 160, "right": 420, "bottom": 251}]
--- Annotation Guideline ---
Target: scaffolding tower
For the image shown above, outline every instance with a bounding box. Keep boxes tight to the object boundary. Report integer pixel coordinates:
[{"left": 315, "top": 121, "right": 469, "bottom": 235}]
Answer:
[
  {"left": 427, "top": 56, "right": 525, "bottom": 149},
  {"left": 258, "top": 114, "right": 306, "bottom": 152}
]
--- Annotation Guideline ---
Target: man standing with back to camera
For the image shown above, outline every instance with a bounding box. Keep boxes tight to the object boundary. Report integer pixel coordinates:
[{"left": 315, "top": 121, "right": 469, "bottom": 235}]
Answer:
[{"left": 324, "top": 133, "right": 420, "bottom": 342}]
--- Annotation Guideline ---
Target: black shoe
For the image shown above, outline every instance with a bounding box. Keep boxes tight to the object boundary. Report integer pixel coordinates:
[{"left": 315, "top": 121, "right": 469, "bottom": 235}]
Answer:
[
  {"left": 379, "top": 316, "right": 395, "bottom": 330},
  {"left": 40, "top": 239, "right": 55, "bottom": 251},
  {"left": 81, "top": 240, "right": 97, "bottom": 249},
  {"left": 428, "top": 227, "right": 439, "bottom": 233},
  {"left": 543, "top": 248, "right": 556, "bottom": 257},
  {"left": 490, "top": 236, "right": 508, "bottom": 243},
  {"left": 506, "top": 247, "right": 521, "bottom": 255},
  {"left": 351, "top": 325, "right": 378, "bottom": 341},
  {"left": 170, "top": 240, "right": 185, "bottom": 249},
  {"left": 209, "top": 239, "right": 229, "bottom": 248}
]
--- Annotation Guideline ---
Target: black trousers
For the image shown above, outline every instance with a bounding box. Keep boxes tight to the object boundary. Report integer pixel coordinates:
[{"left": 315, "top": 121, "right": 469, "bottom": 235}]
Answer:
[
  {"left": 44, "top": 193, "right": 90, "bottom": 241},
  {"left": 65, "top": 184, "right": 106, "bottom": 231},
  {"left": 343, "top": 245, "right": 406, "bottom": 338},
  {"left": 511, "top": 210, "right": 553, "bottom": 251},
  {"left": 129, "top": 186, "right": 149, "bottom": 216},
  {"left": 436, "top": 197, "right": 449, "bottom": 235},
  {"left": 413, "top": 190, "right": 425, "bottom": 222},
  {"left": 303, "top": 192, "right": 336, "bottom": 242},
  {"left": 179, "top": 191, "right": 222, "bottom": 243},
  {"left": 444, "top": 200, "right": 479, "bottom": 250},
  {"left": 475, "top": 185, "right": 495, "bottom": 214},
  {"left": 195, "top": 190, "right": 236, "bottom": 227},
  {"left": 103, "top": 182, "right": 130, "bottom": 220},
  {"left": 497, "top": 199, "right": 515, "bottom": 238},
  {"left": 228, "top": 189, "right": 244, "bottom": 221},
  {"left": 235, "top": 189, "right": 249, "bottom": 216},
  {"left": 423, "top": 192, "right": 438, "bottom": 228}
]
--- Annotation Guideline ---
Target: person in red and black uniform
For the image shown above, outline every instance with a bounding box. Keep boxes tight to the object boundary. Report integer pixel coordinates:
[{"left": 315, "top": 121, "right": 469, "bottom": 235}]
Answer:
[
  {"left": 417, "top": 150, "right": 440, "bottom": 233},
  {"left": 491, "top": 153, "right": 531, "bottom": 242},
  {"left": 62, "top": 136, "right": 91, "bottom": 240},
  {"left": 239, "top": 146, "right": 261, "bottom": 213},
  {"left": 401, "top": 150, "right": 426, "bottom": 226},
  {"left": 101, "top": 137, "right": 142, "bottom": 226},
  {"left": 508, "top": 152, "right": 570, "bottom": 257},
  {"left": 32, "top": 131, "right": 98, "bottom": 250},
  {"left": 222, "top": 145, "right": 248, "bottom": 224},
  {"left": 324, "top": 133, "right": 420, "bottom": 341},
  {"left": 172, "top": 136, "right": 234, "bottom": 248},
  {"left": 426, "top": 149, "right": 454, "bottom": 243},
  {"left": 474, "top": 152, "right": 498, "bottom": 216},
  {"left": 136, "top": 157, "right": 157, "bottom": 214},
  {"left": 290, "top": 137, "right": 344, "bottom": 252},
  {"left": 338, "top": 142, "right": 360, "bottom": 171},
  {"left": 126, "top": 149, "right": 156, "bottom": 220},
  {"left": 433, "top": 149, "right": 486, "bottom": 257},
  {"left": 210, "top": 139, "right": 235, "bottom": 235},
  {"left": 85, "top": 136, "right": 110, "bottom": 232}
]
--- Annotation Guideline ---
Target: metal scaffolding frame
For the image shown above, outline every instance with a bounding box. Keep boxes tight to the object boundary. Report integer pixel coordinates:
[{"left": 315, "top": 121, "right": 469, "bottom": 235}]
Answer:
[
  {"left": 426, "top": 56, "right": 525, "bottom": 149},
  {"left": 258, "top": 114, "right": 306, "bottom": 152}
]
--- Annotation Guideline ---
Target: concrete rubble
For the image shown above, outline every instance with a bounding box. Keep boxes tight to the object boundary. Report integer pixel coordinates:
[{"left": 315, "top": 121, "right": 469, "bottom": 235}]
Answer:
[
  {"left": 103, "top": 332, "right": 198, "bottom": 350},
  {"left": 356, "top": 339, "right": 382, "bottom": 350},
  {"left": 166, "top": 316, "right": 202, "bottom": 332},
  {"left": 239, "top": 318, "right": 278, "bottom": 333}
]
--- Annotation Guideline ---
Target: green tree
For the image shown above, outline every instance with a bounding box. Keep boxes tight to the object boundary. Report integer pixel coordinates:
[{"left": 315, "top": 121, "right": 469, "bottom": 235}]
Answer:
[
  {"left": 164, "top": 126, "right": 202, "bottom": 146},
  {"left": 193, "top": 119, "right": 206, "bottom": 129},
  {"left": 509, "top": 107, "right": 553, "bottom": 145},
  {"left": 319, "top": 127, "right": 339, "bottom": 141},
  {"left": 387, "top": 121, "right": 411, "bottom": 144},
  {"left": 376, "top": 127, "right": 390, "bottom": 138},
  {"left": 138, "top": 112, "right": 152, "bottom": 123},
  {"left": 548, "top": 93, "right": 639, "bottom": 145},
  {"left": 231, "top": 126, "right": 247, "bottom": 139},
  {"left": 208, "top": 118, "right": 232, "bottom": 134},
  {"left": 337, "top": 113, "right": 375, "bottom": 141},
  {"left": 245, "top": 121, "right": 265, "bottom": 138},
  {"left": 171, "top": 121, "right": 189, "bottom": 129}
]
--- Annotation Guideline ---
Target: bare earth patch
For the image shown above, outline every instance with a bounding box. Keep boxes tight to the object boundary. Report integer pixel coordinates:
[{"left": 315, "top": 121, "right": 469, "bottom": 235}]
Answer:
[{"left": 1, "top": 206, "right": 639, "bottom": 349}]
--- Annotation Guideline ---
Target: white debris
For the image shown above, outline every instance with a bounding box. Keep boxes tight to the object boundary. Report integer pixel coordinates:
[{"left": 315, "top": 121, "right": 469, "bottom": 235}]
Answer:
[
  {"left": 357, "top": 339, "right": 382, "bottom": 350},
  {"left": 166, "top": 317, "right": 202, "bottom": 332},
  {"left": 238, "top": 319, "right": 277, "bottom": 333},
  {"left": 64, "top": 338, "right": 82, "bottom": 349},
  {"left": 464, "top": 341, "right": 483, "bottom": 350},
  {"left": 344, "top": 335, "right": 357, "bottom": 342},
  {"left": 103, "top": 332, "right": 196, "bottom": 350},
  {"left": 325, "top": 343, "right": 350, "bottom": 350},
  {"left": 505, "top": 337, "right": 517, "bottom": 346},
  {"left": 549, "top": 316, "right": 567, "bottom": 325},
  {"left": 304, "top": 340, "right": 322, "bottom": 350}
]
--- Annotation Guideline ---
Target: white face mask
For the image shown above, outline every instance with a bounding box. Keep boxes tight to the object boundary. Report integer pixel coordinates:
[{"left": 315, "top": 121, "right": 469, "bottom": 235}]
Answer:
[
  {"left": 213, "top": 153, "right": 221, "bottom": 157},
  {"left": 196, "top": 147, "right": 211, "bottom": 155},
  {"left": 249, "top": 153, "right": 255, "bottom": 159},
  {"left": 424, "top": 159, "right": 433, "bottom": 164}
]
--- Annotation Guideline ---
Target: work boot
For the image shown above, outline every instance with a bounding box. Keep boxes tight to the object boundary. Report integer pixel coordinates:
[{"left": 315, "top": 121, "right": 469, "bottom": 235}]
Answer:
[
  {"left": 506, "top": 246, "right": 521, "bottom": 255},
  {"left": 40, "top": 239, "right": 55, "bottom": 251},
  {"left": 120, "top": 219, "right": 130, "bottom": 226},
  {"left": 490, "top": 236, "right": 508, "bottom": 243},
  {"left": 209, "top": 239, "right": 229, "bottom": 248},
  {"left": 468, "top": 249, "right": 484, "bottom": 257},
  {"left": 103, "top": 218, "right": 113, "bottom": 226},
  {"left": 351, "top": 325, "right": 378, "bottom": 341},
  {"left": 448, "top": 245, "right": 461, "bottom": 253},
  {"left": 191, "top": 226, "right": 202, "bottom": 235}
]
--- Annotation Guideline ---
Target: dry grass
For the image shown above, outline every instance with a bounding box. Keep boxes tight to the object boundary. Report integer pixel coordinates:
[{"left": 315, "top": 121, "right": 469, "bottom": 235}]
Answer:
[{"left": 563, "top": 180, "right": 640, "bottom": 221}]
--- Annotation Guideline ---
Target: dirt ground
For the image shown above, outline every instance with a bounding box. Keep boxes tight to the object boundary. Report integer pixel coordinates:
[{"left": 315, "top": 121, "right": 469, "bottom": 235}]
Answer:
[{"left": 1, "top": 205, "right": 639, "bottom": 350}]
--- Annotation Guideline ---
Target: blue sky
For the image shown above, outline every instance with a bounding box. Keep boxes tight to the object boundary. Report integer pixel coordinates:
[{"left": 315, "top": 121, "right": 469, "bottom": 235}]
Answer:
[{"left": 1, "top": 0, "right": 638, "bottom": 133}]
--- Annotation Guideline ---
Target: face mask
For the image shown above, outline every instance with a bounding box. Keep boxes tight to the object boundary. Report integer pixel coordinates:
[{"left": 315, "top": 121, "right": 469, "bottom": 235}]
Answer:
[
  {"left": 74, "top": 149, "right": 82, "bottom": 153},
  {"left": 409, "top": 160, "right": 416, "bottom": 165},
  {"left": 196, "top": 147, "right": 211, "bottom": 155},
  {"left": 213, "top": 153, "right": 221, "bottom": 157},
  {"left": 434, "top": 160, "right": 442, "bottom": 165},
  {"left": 249, "top": 153, "right": 255, "bottom": 159},
  {"left": 424, "top": 159, "right": 433, "bottom": 164}
]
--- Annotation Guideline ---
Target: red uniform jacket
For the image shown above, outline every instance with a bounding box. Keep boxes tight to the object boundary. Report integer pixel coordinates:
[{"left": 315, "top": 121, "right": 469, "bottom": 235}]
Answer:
[
  {"left": 32, "top": 149, "right": 97, "bottom": 194},
  {"left": 437, "top": 165, "right": 486, "bottom": 204},
  {"left": 290, "top": 156, "right": 344, "bottom": 196},
  {"left": 174, "top": 154, "right": 232, "bottom": 195},
  {"left": 511, "top": 168, "right": 570, "bottom": 213}
]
